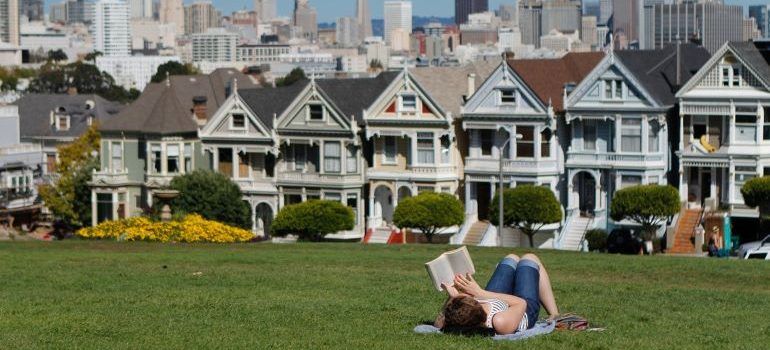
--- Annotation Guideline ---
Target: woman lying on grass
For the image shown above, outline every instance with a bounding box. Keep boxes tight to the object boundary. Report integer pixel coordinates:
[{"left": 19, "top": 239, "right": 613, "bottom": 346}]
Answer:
[{"left": 434, "top": 253, "right": 559, "bottom": 335}]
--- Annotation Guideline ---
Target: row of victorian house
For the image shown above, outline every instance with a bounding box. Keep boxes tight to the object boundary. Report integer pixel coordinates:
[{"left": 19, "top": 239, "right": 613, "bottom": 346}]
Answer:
[{"left": 4, "top": 41, "right": 769, "bottom": 249}]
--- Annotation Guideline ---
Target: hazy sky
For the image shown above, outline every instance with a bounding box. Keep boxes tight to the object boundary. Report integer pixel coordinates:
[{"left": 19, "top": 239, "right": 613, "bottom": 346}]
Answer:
[{"left": 44, "top": 0, "right": 761, "bottom": 23}]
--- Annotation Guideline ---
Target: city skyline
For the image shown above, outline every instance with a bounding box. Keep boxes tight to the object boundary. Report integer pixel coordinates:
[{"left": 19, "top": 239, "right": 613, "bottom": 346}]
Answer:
[{"left": 37, "top": 0, "right": 759, "bottom": 24}]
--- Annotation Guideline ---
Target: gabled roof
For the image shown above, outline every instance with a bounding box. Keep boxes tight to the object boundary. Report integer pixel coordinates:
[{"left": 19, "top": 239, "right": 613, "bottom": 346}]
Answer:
[
  {"left": 14, "top": 93, "right": 123, "bottom": 139},
  {"left": 508, "top": 52, "right": 605, "bottom": 112},
  {"left": 727, "top": 41, "right": 770, "bottom": 88},
  {"left": 238, "top": 71, "right": 401, "bottom": 129},
  {"left": 615, "top": 43, "right": 711, "bottom": 106},
  {"left": 410, "top": 61, "right": 498, "bottom": 117},
  {"left": 100, "top": 69, "right": 258, "bottom": 135}
]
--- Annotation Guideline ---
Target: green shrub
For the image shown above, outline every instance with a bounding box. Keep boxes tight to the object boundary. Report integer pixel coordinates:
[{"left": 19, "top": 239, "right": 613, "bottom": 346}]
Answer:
[
  {"left": 741, "top": 177, "right": 770, "bottom": 233},
  {"left": 392, "top": 192, "right": 464, "bottom": 243},
  {"left": 491, "top": 185, "right": 562, "bottom": 247},
  {"left": 585, "top": 229, "right": 608, "bottom": 252},
  {"left": 169, "top": 170, "right": 251, "bottom": 229},
  {"left": 610, "top": 185, "right": 679, "bottom": 241},
  {"left": 272, "top": 200, "right": 354, "bottom": 241}
]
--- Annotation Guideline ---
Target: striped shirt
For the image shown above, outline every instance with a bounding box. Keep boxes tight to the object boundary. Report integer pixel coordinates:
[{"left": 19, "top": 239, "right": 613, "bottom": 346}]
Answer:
[{"left": 477, "top": 298, "right": 528, "bottom": 333}]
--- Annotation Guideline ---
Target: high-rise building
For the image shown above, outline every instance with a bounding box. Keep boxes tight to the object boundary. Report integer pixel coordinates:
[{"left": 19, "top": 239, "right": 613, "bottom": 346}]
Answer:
[
  {"left": 519, "top": 3, "right": 541, "bottom": 47},
  {"left": 336, "top": 16, "right": 360, "bottom": 47},
  {"left": 646, "top": 1, "right": 744, "bottom": 54},
  {"left": 541, "top": 0, "right": 581, "bottom": 34},
  {"left": 612, "top": 0, "right": 642, "bottom": 49},
  {"left": 293, "top": 0, "right": 317, "bottom": 41},
  {"left": 159, "top": 0, "right": 184, "bottom": 35},
  {"left": 582, "top": 15, "right": 597, "bottom": 48},
  {"left": 384, "top": 0, "right": 411, "bottom": 47},
  {"left": 0, "top": 0, "right": 19, "bottom": 45},
  {"left": 192, "top": 27, "right": 237, "bottom": 63},
  {"left": 66, "top": 0, "right": 91, "bottom": 24},
  {"left": 129, "top": 0, "right": 152, "bottom": 19},
  {"left": 749, "top": 5, "right": 769, "bottom": 39},
  {"left": 498, "top": 4, "right": 517, "bottom": 27},
  {"left": 356, "top": 0, "right": 372, "bottom": 39},
  {"left": 184, "top": 0, "right": 221, "bottom": 35},
  {"left": 599, "top": 0, "right": 612, "bottom": 25},
  {"left": 455, "top": 0, "right": 488, "bottom": 26},
  {"left": 20, "top": 0, "right": 43, "bottom": 21},
  {"left": 90, "top": 0, "right": 130, "bottom": 56},
  {"left": 254, "top": 0, "right": 276, "bottom": 23},
  {"left": 50, "top": 2, "right": 67, "bottom": 23}
]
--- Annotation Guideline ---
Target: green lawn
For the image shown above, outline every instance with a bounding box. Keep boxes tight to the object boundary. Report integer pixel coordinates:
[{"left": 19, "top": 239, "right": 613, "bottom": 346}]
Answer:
[{"left": 0, "top": 242, "right": 769, "bottom": 349}]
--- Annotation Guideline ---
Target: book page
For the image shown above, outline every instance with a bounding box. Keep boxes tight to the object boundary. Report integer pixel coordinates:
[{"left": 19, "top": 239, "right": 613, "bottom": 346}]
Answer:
[
  {"left": 425, "top": 246, "right": 475, "bottom": 292},
  {"left": 446, "top": 246, "right": 475, "bottom": 277}
]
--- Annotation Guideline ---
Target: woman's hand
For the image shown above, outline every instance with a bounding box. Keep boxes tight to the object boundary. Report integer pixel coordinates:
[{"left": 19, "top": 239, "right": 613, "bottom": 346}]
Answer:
[
  {"left": 453, "top": 273, "right": 484, "bottom": 297},
  {"left": 440, "top": 283, "right": 460, "bottom": 298}
]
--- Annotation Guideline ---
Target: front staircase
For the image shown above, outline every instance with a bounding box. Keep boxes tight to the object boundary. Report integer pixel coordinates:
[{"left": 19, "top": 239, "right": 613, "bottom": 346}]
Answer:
[
  {"left": 561, "top": 215, "right": 592, "bottom": 251},
  {"left": 669, "top": 209, "right": 702, "bottom": 254},
  {"left": 366, "top": 227, "right": 394, "bottom": 244},
  {"left": 463, "top": 221, "right": 490, "bottom": 245}
]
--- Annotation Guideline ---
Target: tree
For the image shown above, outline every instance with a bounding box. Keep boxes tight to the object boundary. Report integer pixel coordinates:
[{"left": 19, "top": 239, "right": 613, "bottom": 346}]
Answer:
[
  {"left": 369, "top": 59, "right": 384, "bottom": 72},
  {"left": 491, "top": 185, "right": 562, "bottom": 248},
  {"left": 150, "top": 61, "right": 200, "bottom": 83},
  {"left": 392, "top": 192, "right": 464, "bottom": 243},
  {"left": 47, "top": 49, "right": 68, "bottom": 63},
  {"left": 39, "top": 124, "right": 101, "bottom": 233},
  {"left": 272, "top": 200, "right": 355, "bottom": 242},
  {"left": 610, "top": 185, "right": 680, "bottom": 242},
  {"left": 168, "top": 170, "right": 251, "bottom": 229},
  {"left": 28, "top": 62, "right": 137, "bottom": 103},
  {"left": 84, "top": 51, "right": 103, "bottom": 64},
  {"left": 741, "top": 176, "right": 770, "bottom": 234},
  {"left": 275, "top": 67, "right": 306, "bottom": 87}
]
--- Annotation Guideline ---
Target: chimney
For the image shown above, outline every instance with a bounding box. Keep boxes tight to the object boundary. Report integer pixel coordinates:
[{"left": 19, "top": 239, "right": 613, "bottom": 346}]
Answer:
[
  {"left": 192, "top": 96, "right": 208, "bottom": 125},
  {"left": 467, "top": 73, "right": 476, "bottom": 99}
]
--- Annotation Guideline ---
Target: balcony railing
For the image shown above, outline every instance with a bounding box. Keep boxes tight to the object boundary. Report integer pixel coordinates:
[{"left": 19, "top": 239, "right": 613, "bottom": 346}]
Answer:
[
  {"left": 92, "top": 170, "right": 130, "bottom": 184},
  {"left": 566, "top": 152, "right": 664, "bottom": 166},
  {"left": 234, "top": 178, "right": 278, "bottom": 192},
  {"left": 277, "top": 172, "right": 362, "bottom": 184},
  {"left": 465, "top": 157, "right": 558, "bottom": 173}
]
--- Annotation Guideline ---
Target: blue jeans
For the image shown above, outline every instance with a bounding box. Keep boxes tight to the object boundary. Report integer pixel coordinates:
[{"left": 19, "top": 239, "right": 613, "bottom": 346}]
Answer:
[{"left": 484, "top": 257, "right": 540, "bottom": 329}]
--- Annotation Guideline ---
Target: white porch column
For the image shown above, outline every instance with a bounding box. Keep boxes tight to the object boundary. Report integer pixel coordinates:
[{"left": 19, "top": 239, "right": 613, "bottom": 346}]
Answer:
[
  {"left": 231, "top": 148, "right": 237, "bottom": 179},
  {"left": 91, "top": 190, "right": 97, "bottom": 227},
  {"left": 680, "top": 167, "right": 688, "bottom": 201},
  {"left": 567, "top": 169, "right": 575, "bottom": 210},
  {"left": 710, "top": 167, "right": 717, "bottom": 201},
  {"left": 213, "top": 147, "right": 219, "bottom": 174},
  {"left": 251, "top": 202, "right": 257, "bottom": 233},
  {"left": 729, "top": 102, "right": 736, "bottom": 145},
  {"left": 641, "top": 115, "right": 649, "bottom": 153},
  {"left": 509, "top": 125, "right": 516, "bottom": 159},
  {"left": 409, "top": 134, "right": 417, "bottom": 166},
  {"left": 757, "top": 102, "right": 763, "bottom": 144},
  {"left": 368, "top": 186, "right": 375, "bottom": 227},
  {"left": 534, "top": 125, "right": 541, "bottom": 161},
  {"left": 614, "top": 116, "right": 622, "bottom": 153},
  {"left": 278, "top": 186, "right": 284, "bottom": 209},
  {"left": 465, "top": 181, "right": 473, "bottom": 215},
  {"left": 679, "top": 111, "right": 685, "bottom": 151},
  {"left": 728, "top": 161, "right": 735, "bottom": 204},
  {"left": 319, "top": 141, "right": 325, "bottom": 174}
]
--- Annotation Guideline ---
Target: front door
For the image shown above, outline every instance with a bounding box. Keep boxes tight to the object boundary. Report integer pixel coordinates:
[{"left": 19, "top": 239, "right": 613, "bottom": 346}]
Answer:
[
  {"left": 477, "top": 182, "right": 491, "bottom": 221},
  {"left": 701, "top": 171, "right": 711, "bottom": 205},
  {"left": 579, "top": 174, "right": 596, "bottom": 215}
]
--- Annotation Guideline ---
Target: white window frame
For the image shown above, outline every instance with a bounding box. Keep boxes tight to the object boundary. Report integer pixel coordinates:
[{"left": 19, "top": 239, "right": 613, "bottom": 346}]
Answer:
[
  {"left": 308, "top": 103, "right": 325, "bottom": 121},
  {"left": 110, "top": 141, "right": 123, "bottom": 173},
  {"left": 56, "top": 115, "right": 70, "bottom": 131},
  {"left": 149, "top": 143, "right": 162, "bottom": 174},
  {"left": 620, "top": 118, "right": 642, "bottom": 153},
  {"left": 229, "top": 113, "right": 247, "bottom": 130},
  {"left": 416, "top": 132, "right": 435, "bottom": 165},
  {"left": 294, "top": 144, "right": 307, "bottom": 172},
  {"left": 583, "top": 120, "right": 597, "bottom": 151},
  {"left": 184, "top": 143, "right": 193, "bottom": 174},
  {"left": 166, "top": 143, "right": 181, "bottom": 174},
  {"left": 346, "top": 144, "right": 357, "bottom": 173},
  {"left": 721, "top": 65, "right": 742, "bottom": 87},
  {"left": 400, "top": 94, "right": 417, "bottom": 113},
  {"left": 735, "top": 114, "right": 758, "bottom": 144},
  {"left": 324, "top": 141, "right": 342, "bottom": 173},
  {"left": 383, "top": 137, "right": 397, "bottom": 165},
  {"left": 499, "top": 88, "right": 516, "bottom": 105},
  {"left": 515, "top": 125, "right": 535, "bottom": 159}
]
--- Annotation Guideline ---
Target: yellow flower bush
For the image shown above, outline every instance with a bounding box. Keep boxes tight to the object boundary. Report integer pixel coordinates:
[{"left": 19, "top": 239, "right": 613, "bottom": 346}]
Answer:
[{"left": 77, "top": 214, "right": 254, "bottom": 243}]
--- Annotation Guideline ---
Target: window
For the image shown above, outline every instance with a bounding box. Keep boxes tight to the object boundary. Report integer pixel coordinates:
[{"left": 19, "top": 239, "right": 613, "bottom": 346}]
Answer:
[
  {"left": 231, "top": 114, "right": 246, "bottom": 129},
  {"left": 583, "top": 120, "right": 597, "bottom": 151},
  {"left": 615, "top": 80, "right": 622, "bottom": 98},
  {"left": 764, "top": 108, "right": 770, "bottom": 140},
  {"left": 621, "top": 175, "right": 642, "bottom": 189},
  {"left": 383, "top": 137, "right": 397, "bottom": 164},
  {"left": 346, "top": 145, "right": 357, "bottom": 173},
  {"left": 239, "top": 152, "right": 250, "bottom": 178},
  {"left": 46, "top": 154, "right": 57, "bottom": 173},
  {"left": 150, "top": 144, "right": 162, "bottom": 174},
  {"left": 347, "top": 193, "right": 358, "bottom": 224},
  {"left": 440, "top": 135, "right": 451, "bottom": 164},
  {"left": 325, "top": 192, "right": 342, "bottom": 201},
  {"left": 401, "top": 94, "right": 417, "bottom": 111},
  {"left": 418, "top": 186, "right": 434, "bottom": 193},
  {"left": 218, "top": 148, "right": 233, "bottom": 177},
  {"left": 57, "top": 115, "right": 69, "bottom": 130},
  {"left": 736, "top": 167, "right": 757, "bottom": 202},
  {"left": 294, "top": 145, "right": 307, "bottom": 171},
  {"left": 184, "top": 143, "right": 193, "bottom": 173},
  {"left": 500, "top": 89, "right": 516, "bottom": 104},
  {"left": 540, "top": 129, "right": 551, "bottom": 158},
  {"left": 648, "top": 120, "right": 660, "bottom": 152},
  {"left": 417, "top": 132, "right": 435, "bottom": 164},
  {"left": 480, "top": 130, "right": 494, "bottom": 156},
  {"left": 167, "top": 144, "right": 180, "bottom": 174},
  {"left": 324, "top": 142, "right": 341, "bottom": 173},
  {"left": 722, "top": 67, "right": 731, "bottom": 87},
  {"left": 621, "top": 118, "right": 642, "bottom": 152},
  {"left": 111, "top": 142, "right": 122, "bottom": 172},
  {"left": 284, "top": 194, "right": 302, "bottom": 205},
  {"left": 604, "top": 80, "right": 623, "bottom": 99},
  {"left": 309, "top": 104, "right": 324, "bottom": 120},
  {"left": 735, "top": 115, "right": 757, "bottom": 143},
  {"left": 516, "top": 126, "right": 534, "bottom": 158}
]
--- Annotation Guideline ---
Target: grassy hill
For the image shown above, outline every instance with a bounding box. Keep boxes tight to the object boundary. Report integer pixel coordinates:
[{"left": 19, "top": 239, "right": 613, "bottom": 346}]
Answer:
[{"left": 0, "top": 242, "right": 768, "bottom": 349}]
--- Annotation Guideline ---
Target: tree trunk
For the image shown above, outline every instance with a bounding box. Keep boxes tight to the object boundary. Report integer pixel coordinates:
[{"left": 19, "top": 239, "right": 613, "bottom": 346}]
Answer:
[{"left": 526, "top": 231, "right": 535, "bottom": 248}]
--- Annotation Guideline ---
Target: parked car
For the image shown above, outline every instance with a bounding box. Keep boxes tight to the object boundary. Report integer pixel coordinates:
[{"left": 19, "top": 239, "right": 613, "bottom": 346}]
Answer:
[
  {"left": 744, "top": 246, "right": 770, "bottom": 260},
  {"left": 738, "top": 235, "right": 770, "bottom": 259}
]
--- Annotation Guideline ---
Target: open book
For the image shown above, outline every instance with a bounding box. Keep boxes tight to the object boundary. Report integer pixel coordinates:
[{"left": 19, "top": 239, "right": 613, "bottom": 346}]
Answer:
[{"left": 425, "top": 246, "right": 476, "bottom": 291}]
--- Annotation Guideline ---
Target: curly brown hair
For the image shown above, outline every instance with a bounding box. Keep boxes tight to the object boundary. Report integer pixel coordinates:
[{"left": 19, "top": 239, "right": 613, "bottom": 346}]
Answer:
[{"left": 441, "top": 296, "right": 487, "bottom": 330}]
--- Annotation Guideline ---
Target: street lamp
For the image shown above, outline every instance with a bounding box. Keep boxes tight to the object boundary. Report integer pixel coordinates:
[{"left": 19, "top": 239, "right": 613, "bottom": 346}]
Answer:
[{"left": 498, "top": 126, "right": 523, "bottom": 247}]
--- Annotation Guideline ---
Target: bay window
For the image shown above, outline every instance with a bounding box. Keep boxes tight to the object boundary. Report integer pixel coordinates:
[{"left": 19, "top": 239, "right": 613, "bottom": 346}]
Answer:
[
  {"left": 621, "top": 175, "right": 642, "bottom": 189},
  {"left": 346, "top": 145, "right": 357, "bottom": 173},
  {"left": 735, "top": 115, "right": 757, "bottom": 143},
  {"left": 167, "top": 144, "right": 180, "bottom": 174},
  {"left": 621, "top": 118, "right": 642, "bottom": 152},
  {"left": 239, "top": 152, "right": 250, "bottom": 178},
  {"left": 648, "top": 120, "right": 660, "bottom": 152},
  {"left": 480, "top": 130, "right": 494, "bottom": 156},
  {"left": 111, "top": 142, "right": 122, "bottom": 172},
  {"left": 347, "top": 193, "right": 358, "bottom": 225},
  {"left": 324, "top": 142, "right": 341, "bottom": 173},
  {"left": 540, "top": 129, "right": 551, "bottom": 158},
  {"left": 735, "top": 167, "right": 757, "bottom": 202},
  {"left": 184, "top": 143, "right": 193, "bottom": 173},
  {"left": 384, "top": 137, "right": 397, "bottom": 164},
  {"left": 294, "top": 145, "right": 306, "bottom": 171},
  {"left": 417, "top": 132, "right": 435, "bottom": 164},
  {"left": 150, "top": 143, "right": 162, "bottom": 174},
  {"left": 516, "top": 126, "right": 534, "bottom": 158},
  {"left": 583, "top": 120, "right": 597, "bottom": 151},
  {"left": 440, "top": 135, "right": 451, "bottom": 164},
  {"left": 218, "top": 148, "right": 233, "bottom": 177}
]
